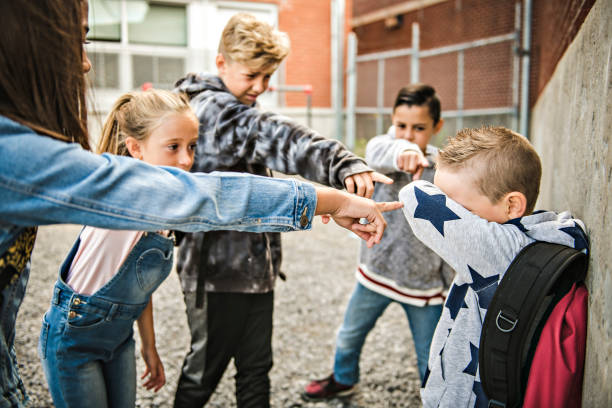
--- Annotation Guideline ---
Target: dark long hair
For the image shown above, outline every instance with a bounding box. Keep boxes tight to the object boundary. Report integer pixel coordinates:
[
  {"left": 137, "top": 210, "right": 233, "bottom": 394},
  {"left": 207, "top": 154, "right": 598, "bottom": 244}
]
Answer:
[{"left": 0, "top": 0, "right": 90, "bottom": 150}]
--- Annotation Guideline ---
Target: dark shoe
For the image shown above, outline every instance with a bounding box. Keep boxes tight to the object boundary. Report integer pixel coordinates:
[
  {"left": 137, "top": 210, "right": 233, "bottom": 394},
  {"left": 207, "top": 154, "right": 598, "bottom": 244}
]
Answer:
[{"left": 301, "top": 374, "right": 356, "bottom": 401}]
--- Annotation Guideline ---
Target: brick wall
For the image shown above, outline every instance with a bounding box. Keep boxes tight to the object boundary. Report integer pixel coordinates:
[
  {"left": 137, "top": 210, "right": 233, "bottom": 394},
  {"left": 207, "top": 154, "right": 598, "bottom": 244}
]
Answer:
[
  {"left": 353, "top": 0, "right": 517, "bottom": 111},
  {"left": 352, "top": 0, "right": 597, "bottom": 110},
  {"left": 226, "top": 0, "right": 340, "bottom": 108},
  {"left": 353, "top": 0, "right": 516, "bottom": 54},
  {"left": 278, "top": 0, "right": 333, "bottom": 107},
  {"left": 354, "top": 0, "right": 405, "bottom": 17},
  {"left": 529, "top": 0, "right": 595, "bottom": 106}
]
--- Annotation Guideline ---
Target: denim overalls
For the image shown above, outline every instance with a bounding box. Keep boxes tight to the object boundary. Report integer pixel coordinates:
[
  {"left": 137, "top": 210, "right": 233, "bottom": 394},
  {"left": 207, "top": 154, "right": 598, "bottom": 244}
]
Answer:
[{"left": 39, "top": 231, "right": 174, "bottom": 408}]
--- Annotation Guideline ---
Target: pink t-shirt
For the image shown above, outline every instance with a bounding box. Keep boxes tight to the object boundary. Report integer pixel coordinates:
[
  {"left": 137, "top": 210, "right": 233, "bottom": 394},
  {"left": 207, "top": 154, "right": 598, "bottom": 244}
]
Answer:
[{"left": 65, "top": 227, "right": 144, "bottom": 295}]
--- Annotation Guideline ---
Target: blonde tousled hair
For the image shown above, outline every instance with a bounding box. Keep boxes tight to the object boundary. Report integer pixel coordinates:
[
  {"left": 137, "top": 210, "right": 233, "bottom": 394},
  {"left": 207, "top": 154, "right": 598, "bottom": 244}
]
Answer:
[
  {"left": 97, "top": 90, "right": 194, "bottom": 156},
  {"left": 218, "top": 13, "right": 289, "bottom": 71},
  {"left": 437, "top": 126, "right": 542, "bottom": 214}
]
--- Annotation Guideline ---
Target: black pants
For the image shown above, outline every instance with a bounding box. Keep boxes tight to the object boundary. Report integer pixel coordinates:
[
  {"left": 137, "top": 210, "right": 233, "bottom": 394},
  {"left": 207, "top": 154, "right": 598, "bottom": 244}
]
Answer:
[{"left": 174, "top": 291, "right": 274, "bottom": 408}]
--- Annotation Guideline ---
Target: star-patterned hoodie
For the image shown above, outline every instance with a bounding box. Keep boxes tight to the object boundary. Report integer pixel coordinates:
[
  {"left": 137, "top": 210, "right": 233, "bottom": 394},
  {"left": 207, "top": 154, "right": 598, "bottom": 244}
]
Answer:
[{"left": 399, "top": 180, "right": 588, "bottom": 408}]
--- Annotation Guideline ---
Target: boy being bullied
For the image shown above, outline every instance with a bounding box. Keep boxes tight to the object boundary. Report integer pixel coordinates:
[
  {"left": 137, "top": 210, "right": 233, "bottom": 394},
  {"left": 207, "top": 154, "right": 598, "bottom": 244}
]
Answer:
[{"left": 399, "top": 126, "right": 588, "bottom": 407}]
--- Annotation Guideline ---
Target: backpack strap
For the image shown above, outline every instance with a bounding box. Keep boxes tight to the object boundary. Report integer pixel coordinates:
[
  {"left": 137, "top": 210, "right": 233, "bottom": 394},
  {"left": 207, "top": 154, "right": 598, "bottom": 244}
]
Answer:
[{"left": 479, "top": 241, "right": 587, "bottom": 408}]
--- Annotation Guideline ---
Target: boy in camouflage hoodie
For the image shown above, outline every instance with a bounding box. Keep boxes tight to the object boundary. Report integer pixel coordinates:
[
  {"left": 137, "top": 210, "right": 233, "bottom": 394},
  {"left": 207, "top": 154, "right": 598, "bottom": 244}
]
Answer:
[{"left": 173, "top": 13, "right": 390, "bottom": 408}]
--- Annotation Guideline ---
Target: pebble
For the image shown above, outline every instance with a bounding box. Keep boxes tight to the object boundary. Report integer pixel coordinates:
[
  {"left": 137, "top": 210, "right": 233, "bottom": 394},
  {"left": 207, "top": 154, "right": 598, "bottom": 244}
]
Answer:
[{"left": 17, "top": 221, "right": 421, "bottom": 407}]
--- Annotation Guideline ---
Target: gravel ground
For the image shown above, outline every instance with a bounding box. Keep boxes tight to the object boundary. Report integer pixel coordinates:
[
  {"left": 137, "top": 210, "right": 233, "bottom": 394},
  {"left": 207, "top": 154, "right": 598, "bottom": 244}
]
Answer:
[{"left": 16, "top": 220, "right": 421, "bottom": 407}]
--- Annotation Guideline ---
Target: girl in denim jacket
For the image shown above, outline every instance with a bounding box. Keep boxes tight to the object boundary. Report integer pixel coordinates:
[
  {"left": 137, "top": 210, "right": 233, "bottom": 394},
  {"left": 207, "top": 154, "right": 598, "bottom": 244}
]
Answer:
[
  {"left": 0, "top": 3, "right": 399, "bottom": 405},
  {"left": 39, "top": 90, "right": 200, "bottom": 408}
]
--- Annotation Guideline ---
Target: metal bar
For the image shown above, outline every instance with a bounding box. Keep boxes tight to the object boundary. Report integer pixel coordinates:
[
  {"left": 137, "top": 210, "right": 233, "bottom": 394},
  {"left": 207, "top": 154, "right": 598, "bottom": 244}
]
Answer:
[
  {"left": 271, "top": 85, "right": 311, "bottom": 92},
  {"left": 350, "top": 0, "right": 447, "bottom": 28},
  {"left": 357, "top": 48, "right": 414, "bottom": 63},
  {"left": 356, "top": 106, "right": 516, "bottom": 116},
  {"left": 520, "top": 0, "right": 532, "bottom": 138},
  {"left": 357, "top": 32, "right": 515, "bottom": 63},
  {"left": 512, "top": 1, "right": 521, "bottom": 132},
  {"left": 457, "top": 50, "right": 464, "bottom": 132},
  {"left": 376, "top": 58, "right": 385, "bottom": 135},
  {"left": 420, "top": 32, "right": 515, "bottom": 57},
  {"left": 346, "top": 32, "right": 357, "bottom": 150},
  {"left": 331, "top": 0, "right": 345, "bottom": 140},
  {"left": 306, "top": 93, "right": 312, "bottom": 128},
  {"left": 411, "top": 22, "right": 420, "bottom": 83}
]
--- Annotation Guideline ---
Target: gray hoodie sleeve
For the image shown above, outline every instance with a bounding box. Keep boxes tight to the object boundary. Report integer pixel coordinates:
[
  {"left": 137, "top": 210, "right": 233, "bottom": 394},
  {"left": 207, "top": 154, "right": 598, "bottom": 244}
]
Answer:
[
  {"left": 398, "top": 180, "right": 533, "bottom": 283},
  {"left": 365, "top": 133, "right": 422, "bottom": 175}
]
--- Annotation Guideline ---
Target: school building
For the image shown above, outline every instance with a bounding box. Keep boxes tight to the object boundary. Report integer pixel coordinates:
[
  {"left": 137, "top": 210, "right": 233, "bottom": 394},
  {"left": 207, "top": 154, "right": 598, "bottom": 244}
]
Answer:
[{"left": 85, "top": 0, "right": 350, "bottom": 139}]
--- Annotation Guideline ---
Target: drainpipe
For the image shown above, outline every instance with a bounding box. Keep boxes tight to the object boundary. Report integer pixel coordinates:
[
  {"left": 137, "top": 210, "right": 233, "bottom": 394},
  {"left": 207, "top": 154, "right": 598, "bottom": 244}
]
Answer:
[
  {"left": 346, "top": 32, "right": 357, "bottom": 150},
  {"left": 520, "top": 0, "right": 532, "bottom": 138},
  {"left": 331, "top": 0, "right": 345, "bottom": 140}
]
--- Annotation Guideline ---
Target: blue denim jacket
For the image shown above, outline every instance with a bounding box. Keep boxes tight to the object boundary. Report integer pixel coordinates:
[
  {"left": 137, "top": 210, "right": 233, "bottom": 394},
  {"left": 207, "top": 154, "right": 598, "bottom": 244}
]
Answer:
[
  {"left": 0, "top": 115, "right": 316, "bottom": 407},
  {"left": 0, "top": 115, "right": 317, "bottom": 254}
]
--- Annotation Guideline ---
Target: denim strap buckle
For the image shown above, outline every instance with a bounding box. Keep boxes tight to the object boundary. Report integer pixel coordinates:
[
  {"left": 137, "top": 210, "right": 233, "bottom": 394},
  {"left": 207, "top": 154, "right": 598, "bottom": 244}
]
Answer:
[
  {"left": 52, "top": 286, "right": 62, "bottom": 305},
  {"left": 105, "top": 303, "right": 119, "bottom": 321}
]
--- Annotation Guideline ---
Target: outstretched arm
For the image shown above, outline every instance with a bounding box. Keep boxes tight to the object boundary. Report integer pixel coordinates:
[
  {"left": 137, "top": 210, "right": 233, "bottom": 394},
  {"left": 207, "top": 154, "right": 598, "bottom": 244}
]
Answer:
[
  {"left": 188, "top": 88, "right": 371, "bottom": 189},
  {"left": 137, "top": 298, "right": 166, "bottom": 392},
  {"left": 399, "top": 180, "right": 530, "bottom": 282},
  {"left": 366, "top": 134, "right": 429, "bottom": 179},
  {"left": 316, "top": 187, "right": 403, "bottom": 248}
]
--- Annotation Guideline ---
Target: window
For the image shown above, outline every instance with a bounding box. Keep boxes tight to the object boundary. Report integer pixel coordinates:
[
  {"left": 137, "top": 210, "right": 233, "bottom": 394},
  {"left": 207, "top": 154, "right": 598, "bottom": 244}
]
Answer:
[
  {"left": 132, "top": 55, "right": 185, "bottom": 89},
  {"left": 89, "top": 52, "right": 120, "bottom": 88},
  {"left": 128, "top": 3, "right": 187, "bottom": 46},
  {"left": 87, "top": 0, "right": 188, "bottom": 90},
  {"left": 88, "top": 0, "right": 121, "bottom": 42}
]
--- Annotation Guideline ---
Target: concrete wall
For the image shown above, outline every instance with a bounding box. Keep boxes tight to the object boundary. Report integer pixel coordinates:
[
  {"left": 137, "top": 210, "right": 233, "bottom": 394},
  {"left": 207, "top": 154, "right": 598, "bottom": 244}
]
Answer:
[{"left": 529, "top": 0, "right": 611, "bottom": 405}]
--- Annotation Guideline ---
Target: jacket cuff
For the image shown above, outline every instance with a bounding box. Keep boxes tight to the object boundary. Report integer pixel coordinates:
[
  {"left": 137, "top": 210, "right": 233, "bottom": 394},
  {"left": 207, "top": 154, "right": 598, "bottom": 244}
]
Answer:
[
  {"left": 337, "top": 162, "right": 373, "bottom": 188},
  {"left": 392, "top": 141, "right": 421, "bottom": 172},
  {"left": 294, "top": 181, "right": 317, "bottom": 230}
]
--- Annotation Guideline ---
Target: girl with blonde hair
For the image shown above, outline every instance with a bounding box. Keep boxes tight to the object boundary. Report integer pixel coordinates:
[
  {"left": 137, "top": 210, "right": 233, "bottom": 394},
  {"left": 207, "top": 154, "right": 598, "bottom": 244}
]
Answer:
[{"left": 39, "top": 89, "right": 199, "bottom": 408}]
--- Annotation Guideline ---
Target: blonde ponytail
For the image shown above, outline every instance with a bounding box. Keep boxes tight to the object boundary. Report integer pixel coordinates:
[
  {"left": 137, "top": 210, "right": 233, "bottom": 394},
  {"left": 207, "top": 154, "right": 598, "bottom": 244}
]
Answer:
[{"left": 96, "top": 90, "right": 194, "bottom": 156}]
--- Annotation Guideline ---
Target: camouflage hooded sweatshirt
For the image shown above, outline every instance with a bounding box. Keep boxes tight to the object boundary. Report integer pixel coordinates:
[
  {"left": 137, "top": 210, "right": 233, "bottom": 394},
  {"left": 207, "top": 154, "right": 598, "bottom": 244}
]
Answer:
[{"left": 174, "top": 73, "right": 371, "bottom": 296}]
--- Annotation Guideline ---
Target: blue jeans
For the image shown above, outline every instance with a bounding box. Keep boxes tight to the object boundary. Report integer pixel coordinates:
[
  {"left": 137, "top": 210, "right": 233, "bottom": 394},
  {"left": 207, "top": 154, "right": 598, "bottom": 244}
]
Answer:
[
  {"left": 39, "top": 231, "right": 174, "bottom": 408},
  {"left": 333, "top": 282, "right": 442, "bottom": 385}
]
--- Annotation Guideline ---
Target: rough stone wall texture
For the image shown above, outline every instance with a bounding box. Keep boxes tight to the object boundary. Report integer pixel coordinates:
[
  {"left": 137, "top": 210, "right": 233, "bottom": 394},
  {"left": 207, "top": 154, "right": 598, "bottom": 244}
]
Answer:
[{"left": 529, "top": 0, "right": 611, "bottom": 405}]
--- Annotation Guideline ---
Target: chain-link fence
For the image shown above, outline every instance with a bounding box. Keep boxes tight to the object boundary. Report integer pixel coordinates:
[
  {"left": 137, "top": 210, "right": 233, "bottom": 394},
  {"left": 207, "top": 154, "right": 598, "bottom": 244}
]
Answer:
[{"left": 346, "top": 3, "right": 523, "bottom": 151}]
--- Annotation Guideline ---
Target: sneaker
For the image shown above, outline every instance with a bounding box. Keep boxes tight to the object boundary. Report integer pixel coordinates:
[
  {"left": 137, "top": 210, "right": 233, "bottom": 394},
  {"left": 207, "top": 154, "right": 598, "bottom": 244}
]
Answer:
[{"left": 301, "top": 374, "right": 356, "bottom": 401}]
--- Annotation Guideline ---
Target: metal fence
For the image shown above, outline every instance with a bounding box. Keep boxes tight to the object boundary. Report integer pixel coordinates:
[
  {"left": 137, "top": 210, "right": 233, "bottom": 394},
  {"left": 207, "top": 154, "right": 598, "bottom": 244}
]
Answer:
[{"left": 346, "top": 3, "right": 524, "bottom": 150}]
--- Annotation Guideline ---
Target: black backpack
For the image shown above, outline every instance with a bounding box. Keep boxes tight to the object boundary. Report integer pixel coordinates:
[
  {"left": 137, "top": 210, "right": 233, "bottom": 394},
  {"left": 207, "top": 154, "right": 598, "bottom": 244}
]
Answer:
[{"left": 479, "top": 241, "right": 588, "bottom": 408}]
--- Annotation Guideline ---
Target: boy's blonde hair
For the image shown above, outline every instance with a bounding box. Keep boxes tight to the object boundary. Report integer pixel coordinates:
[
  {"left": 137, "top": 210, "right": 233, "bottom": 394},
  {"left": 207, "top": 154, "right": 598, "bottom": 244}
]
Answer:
[
  {"left": 437, "top": 126, "right": 542, "bottom": 214},
  {"left": 218, "top": 13, "right": 289, "bottom": 71},
  {"left": 98, "top": 89, "right": 194, "bottom": 156}
]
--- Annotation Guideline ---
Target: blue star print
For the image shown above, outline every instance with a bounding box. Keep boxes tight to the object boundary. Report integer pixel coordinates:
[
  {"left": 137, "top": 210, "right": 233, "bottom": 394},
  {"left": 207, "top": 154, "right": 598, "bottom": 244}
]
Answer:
[
  {"left": 504, "top": 217, "right": 528, "bottom": 232},
  {"left": 472, "top": 381, "right": 489, "bottom": 408},
  {"left": 468, "top": 265, "right": 499, "bottom": 291},
  {"left": 463, "top": 343, "right": 479, "bottom": 376},
  {"left": 446, "top": 282, "right": 468, "bottom": 320},
  {"left": 468, "top": 265, "right": 499, "bottom": 309},
  {"left": 414, "top": 187, "right": 460, "bottom": 236},
  {"left": 422, "top": 367, "right": 430, "bottom": 387},
  {"left": 560, "top": 225, "right": 589, "bottom": 251}
]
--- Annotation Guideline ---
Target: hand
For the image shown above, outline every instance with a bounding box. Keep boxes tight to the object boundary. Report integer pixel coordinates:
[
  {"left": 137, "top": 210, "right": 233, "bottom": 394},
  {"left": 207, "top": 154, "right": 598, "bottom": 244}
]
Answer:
[
  {"left": 344, "top": 171, "right": 393, "bottom": 198},
  {"left": 315, "top": 188, "right": 403, "bottom": 247},
  {"left": 396, "top": 150, "right": 429, "bottom": 180},
  {"left": 140, "top": 347, "right": 166, "bottom": 392}
]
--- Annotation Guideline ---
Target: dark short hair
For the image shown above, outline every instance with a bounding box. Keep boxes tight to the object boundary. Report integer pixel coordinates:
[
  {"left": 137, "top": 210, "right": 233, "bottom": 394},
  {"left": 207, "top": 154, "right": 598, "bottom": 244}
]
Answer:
[
  {"left": 393, "top": 84, "right": 441, "bottom": 125},
  {"left": 438, "top": 126, "right": 542, "bottom": 214}
]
